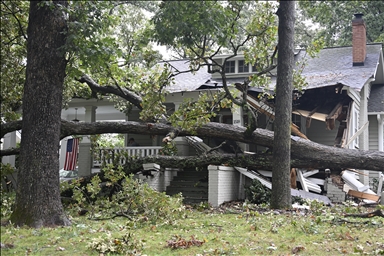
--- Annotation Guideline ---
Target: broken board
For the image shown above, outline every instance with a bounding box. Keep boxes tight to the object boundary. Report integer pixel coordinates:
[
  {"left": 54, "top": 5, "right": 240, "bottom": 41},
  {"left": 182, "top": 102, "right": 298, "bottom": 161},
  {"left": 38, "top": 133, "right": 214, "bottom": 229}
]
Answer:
[{"left": 347, "top": 190, "right": 380, "bottom": 202}]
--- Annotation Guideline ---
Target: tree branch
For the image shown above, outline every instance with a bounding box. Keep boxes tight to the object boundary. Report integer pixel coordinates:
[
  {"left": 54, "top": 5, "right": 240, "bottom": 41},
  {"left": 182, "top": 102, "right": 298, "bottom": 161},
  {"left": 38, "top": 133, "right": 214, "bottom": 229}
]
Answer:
[
  {"left": 76, "top": 74, "right": 143, "bottom": 109},
  {"left": 2, "top": 120, "right": 384, "bottom": 171}
]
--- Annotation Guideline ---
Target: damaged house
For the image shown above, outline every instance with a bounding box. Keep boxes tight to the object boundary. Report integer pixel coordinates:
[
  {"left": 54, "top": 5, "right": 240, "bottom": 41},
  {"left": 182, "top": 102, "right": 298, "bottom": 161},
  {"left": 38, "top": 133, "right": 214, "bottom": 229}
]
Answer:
[
  {"left": 3, "top": 14, "right": 380, "bottom": 205},
  {"left": 205, "top": 14, "right": 383, "bottom": 205},
  {"left": 58, "top": 13, "right": 384, "bottom": 205}
]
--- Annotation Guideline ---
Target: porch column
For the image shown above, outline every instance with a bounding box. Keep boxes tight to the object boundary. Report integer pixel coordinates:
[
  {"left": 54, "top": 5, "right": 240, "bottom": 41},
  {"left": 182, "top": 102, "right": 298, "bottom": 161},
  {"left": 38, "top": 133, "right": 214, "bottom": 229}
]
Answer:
[
  {"left": 124, "top": 108, "right": 141, "bottom": 146},
  {"left": 2, "top": 131, "right": 17, "bottom": 190},
  {"left": 232, "top": 104, "right": 249, "bottom": 151},
  {"left": 78, "top": 106, "right": 97, "bottom": 177},
  {"left": 59, "top": 137, "right": 69, "bottom": 169},
  {"left": 2, "top": 131, "right": 16, "bottom": 167},
  {"left": 208, "top": 165, "right": 240, "bottom": 207},
  {"left": 173, "top": 102, "right": 189, "bottom": 156},
  {"left": 359, "top": 85, "right": 369, "bottom": 185}
]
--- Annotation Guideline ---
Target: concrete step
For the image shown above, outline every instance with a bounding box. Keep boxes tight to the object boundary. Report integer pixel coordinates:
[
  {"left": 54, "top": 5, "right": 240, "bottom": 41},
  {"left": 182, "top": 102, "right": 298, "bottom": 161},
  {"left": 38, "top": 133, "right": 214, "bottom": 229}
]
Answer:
[
  {"left": 173, "top": 171, "right": 208, "bottom": 181},
  {"left": 168, "top": 181, "right": 208, "bottom": 188},
  {"left": 165, "top": 167, "right": 209, "bottom": 205},
  {"left": 167, "top": 190, "right": 208, "bottom": 199},
  {"left": 166, "top": 185, "right": 208, "bottom": 194}
]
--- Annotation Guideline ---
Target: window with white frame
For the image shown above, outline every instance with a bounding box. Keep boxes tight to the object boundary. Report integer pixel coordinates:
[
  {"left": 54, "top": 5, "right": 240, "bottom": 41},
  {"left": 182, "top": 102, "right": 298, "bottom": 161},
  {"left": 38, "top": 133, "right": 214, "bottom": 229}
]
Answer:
[
  {"left": 224, "top": 61, "right": 235, "bottom": 73},
  {"left": 238, "top": 60, "right": 249, "bottom": 73}
]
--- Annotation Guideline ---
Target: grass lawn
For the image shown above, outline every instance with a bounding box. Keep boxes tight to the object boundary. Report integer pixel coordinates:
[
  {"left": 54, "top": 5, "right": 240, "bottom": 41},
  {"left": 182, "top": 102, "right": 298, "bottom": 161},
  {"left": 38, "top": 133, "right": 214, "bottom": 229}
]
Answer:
[{"left": 1, "top": 202, "right": 383, "bottom": 255}]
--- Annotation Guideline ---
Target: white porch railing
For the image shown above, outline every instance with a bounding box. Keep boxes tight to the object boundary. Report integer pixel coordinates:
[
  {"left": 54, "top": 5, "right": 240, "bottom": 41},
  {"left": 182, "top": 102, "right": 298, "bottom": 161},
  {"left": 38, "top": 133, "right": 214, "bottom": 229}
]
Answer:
[{"left": 93, "top": 146, "right": 163, "bottom": 167}]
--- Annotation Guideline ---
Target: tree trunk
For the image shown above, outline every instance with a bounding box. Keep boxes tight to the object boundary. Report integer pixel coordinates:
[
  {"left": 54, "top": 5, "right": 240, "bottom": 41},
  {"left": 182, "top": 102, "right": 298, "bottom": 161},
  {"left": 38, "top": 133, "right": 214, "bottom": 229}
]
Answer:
[
  {"left": 2, "top": 120, "right": 384, "bottom": 171},
  {"left": 271, "top": 1, "right": 295, "bottom": 209},
  {"left": 10, "top": 1, "right": 70, "bottom": 227}
]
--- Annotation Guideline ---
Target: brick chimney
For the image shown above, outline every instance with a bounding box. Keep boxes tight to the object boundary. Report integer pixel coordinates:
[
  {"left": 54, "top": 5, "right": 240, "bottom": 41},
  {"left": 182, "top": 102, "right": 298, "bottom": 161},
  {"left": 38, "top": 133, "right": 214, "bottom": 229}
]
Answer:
[{"left": 352, "top": 13, "right": 366, "bottom": 66}]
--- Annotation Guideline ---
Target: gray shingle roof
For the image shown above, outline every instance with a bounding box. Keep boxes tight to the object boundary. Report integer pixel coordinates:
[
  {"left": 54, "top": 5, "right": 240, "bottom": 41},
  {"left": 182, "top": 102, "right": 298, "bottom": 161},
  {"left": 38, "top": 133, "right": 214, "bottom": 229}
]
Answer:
[
  {"left": 301, "top": 44, "right": 383, "bottom": 92},
  {"left": 157, "top": 59, "right": 212, "bottom": 93},
  {"left": 368, "top": 84, "right": 384, "bottom": 113},
  {"left": 160, "top": 44, "right": 383, "bottom": 94}
]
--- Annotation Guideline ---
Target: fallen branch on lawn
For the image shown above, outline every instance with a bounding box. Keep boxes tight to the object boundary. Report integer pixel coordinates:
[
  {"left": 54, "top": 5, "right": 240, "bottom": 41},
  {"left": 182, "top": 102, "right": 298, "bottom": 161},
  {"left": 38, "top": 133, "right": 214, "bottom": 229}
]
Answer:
[{"left": 344, "top": 209, "right": 384, "bottom": 218}]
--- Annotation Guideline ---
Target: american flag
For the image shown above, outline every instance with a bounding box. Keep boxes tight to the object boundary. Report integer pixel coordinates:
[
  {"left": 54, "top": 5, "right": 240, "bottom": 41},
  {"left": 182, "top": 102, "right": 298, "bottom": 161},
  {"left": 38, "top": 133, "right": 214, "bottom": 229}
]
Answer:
[{"left": 64, "top": 138, "right": 79, "bottom": 170}]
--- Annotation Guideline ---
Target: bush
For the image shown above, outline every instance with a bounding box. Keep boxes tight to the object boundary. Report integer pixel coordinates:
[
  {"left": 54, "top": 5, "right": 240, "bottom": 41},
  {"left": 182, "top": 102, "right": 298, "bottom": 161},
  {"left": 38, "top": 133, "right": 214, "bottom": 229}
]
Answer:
[
  {"left": 65, "top": 165, "right": 185, "bottom": 225},
  {"left": 0, "top": 190, "right": 15, "bottom": 218},
  {"left": 245, "top": 179, "right": 271, "bottom": 205}
]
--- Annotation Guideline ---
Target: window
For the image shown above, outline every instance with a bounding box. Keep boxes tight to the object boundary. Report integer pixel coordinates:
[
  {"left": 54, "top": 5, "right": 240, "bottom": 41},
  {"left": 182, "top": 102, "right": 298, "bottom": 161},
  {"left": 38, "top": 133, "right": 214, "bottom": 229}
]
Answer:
[
  {"left": 224, "top": 61, "right": 235, "bottom": 73},
  {"left": 238, "top": 60, "right": 249, "bottom": 73},
  {"left": 252, "top": 64, "right": 258, "bottom": 72}
]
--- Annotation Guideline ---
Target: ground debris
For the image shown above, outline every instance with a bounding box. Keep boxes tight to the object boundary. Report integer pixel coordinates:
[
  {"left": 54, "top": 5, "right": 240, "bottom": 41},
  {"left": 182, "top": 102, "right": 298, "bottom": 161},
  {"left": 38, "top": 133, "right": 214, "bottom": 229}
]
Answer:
[
  {"left": 0, "top": 243, "right": 15, "bottom": 249},
  {"left": 344, "top": 209, "right": 384, "bottom": 218},
  {"left": 166, "top": 235, "right": 205, "bottom": 249}
]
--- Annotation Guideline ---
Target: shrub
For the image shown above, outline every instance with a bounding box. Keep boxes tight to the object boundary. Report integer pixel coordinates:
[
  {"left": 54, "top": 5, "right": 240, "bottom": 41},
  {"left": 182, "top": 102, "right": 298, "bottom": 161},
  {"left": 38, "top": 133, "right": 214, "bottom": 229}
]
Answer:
[
  {"left": 65, "top": 165, "right": 185, "bottom": 225},
  {"left": 0, "top": 190, "right": 15, "bottom": 218},
  {"left": 245, "top": 179, "right": 271, "bottom": 205}
]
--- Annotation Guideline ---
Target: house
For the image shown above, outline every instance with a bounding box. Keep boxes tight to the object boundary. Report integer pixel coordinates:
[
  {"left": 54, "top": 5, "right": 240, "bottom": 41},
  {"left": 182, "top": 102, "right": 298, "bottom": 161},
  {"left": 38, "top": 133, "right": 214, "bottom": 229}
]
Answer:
[
  {"left": 58, "top": 14, "right": 383, "bottom": 205},
  {"left": 4, "top": 14, "right": 381, "bottom": 204}
]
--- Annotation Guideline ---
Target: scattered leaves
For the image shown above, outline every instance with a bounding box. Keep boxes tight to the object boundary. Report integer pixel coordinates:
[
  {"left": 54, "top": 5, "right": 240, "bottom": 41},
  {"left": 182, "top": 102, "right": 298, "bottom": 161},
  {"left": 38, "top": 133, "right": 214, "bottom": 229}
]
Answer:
[
  {"left": 166, "top": 235, "right": 205, "bottom": 249},
  {"left": 292, "top": 245, "right": 305, "bottom": 254}
]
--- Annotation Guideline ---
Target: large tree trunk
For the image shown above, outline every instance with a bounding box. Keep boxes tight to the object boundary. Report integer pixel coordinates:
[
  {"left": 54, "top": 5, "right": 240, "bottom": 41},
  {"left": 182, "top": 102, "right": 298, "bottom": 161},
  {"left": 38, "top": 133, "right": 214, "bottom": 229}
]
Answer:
[
  {"left": 2, "top": 120, "right": 384, "bottom": 171},
  {"left": 10, "top": 1, "right": 70, "bottom": 227},
  {"left": 271, "top": 1, "right": 295, "bottom": 209}
]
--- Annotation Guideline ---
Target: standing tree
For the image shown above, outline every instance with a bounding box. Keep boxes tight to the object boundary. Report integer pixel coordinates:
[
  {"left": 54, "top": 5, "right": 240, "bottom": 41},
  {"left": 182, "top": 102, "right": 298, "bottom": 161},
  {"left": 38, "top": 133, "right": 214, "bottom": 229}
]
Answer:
[
  {"left": 10, "top": 1, "right": 70, "bottom": 227},
  {"left": 0, "top": 1, "right": 28, "bottom": 122},
  {"left": 299, "top": 1, "right": 384, "bottom": 47},
  {"left": 271, "top": 1, "right": 295, "bottom": 209}
]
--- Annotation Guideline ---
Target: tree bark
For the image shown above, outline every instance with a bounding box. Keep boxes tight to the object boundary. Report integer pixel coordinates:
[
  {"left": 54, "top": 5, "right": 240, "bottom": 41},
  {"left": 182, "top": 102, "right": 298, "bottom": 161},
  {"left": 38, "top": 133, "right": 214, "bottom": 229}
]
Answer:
[
  {"left": 10, "top": 1, "right": 70, "bottom": 227},
  {"left": 271, "top": 1, "right": 295, "bottom": 209},
  {"left": 2, "top": 120, "right": 384, "bottom": 171}
]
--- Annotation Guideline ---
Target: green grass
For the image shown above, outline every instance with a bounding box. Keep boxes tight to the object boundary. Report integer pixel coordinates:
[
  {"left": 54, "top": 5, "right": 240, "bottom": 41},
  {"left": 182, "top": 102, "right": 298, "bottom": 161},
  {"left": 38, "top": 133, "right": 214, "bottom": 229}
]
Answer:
[{"left": 1, "top": 204, "right": 384, "bottom": 255}]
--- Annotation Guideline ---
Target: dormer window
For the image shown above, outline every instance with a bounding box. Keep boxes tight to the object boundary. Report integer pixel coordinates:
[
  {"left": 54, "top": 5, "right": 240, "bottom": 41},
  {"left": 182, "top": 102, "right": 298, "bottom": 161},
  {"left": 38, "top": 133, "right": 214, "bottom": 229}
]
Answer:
[
  {"left": 224, "top": 61, "right": 235, "bottom": 73},
  {"left": 238, "top": 60, "right": 249, "bottom": 73}
]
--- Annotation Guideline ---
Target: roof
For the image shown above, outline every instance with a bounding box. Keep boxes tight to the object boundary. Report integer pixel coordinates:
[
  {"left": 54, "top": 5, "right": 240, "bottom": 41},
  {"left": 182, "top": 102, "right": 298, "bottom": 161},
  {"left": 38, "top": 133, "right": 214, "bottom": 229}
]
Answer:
[
  {"left": 301, "top": 44, "right": 383, "bottom": 92},
  {"left": 368, "top": 84, "right": 384, "bottom": 113},
  {"left": 160, "top": 44, "right": 383, "bottom": 94},
  {"left": 157, "top": 59, "right": 212, "bottom": 93}
]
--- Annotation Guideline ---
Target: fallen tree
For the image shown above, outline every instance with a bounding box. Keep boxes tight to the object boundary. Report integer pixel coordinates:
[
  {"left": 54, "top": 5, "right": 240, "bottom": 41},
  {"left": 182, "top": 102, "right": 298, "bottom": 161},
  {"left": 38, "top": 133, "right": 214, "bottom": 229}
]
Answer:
[{"left": 2, "top": 120, "right": 384, "bottom": 171}]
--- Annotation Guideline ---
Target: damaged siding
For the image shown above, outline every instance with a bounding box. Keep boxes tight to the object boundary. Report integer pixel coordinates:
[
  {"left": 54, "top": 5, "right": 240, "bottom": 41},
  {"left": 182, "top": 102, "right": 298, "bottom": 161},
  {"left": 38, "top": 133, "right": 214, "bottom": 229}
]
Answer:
[{"left": 306, "top": 119, "right": 338, "bottom": 146}]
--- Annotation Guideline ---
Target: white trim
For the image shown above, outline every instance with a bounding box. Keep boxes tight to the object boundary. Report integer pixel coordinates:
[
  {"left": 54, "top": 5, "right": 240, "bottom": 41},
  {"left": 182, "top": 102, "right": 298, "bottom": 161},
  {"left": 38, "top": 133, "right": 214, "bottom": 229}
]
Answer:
[
  {"left": 378, "top": 114, "right": 384, "bottom": 151},
  {"left": 345, "top": 121, "right": 369, "bottom": 148},
  {"left": 349, "top": 102, "right": 360, "bottom": 149},
  {"left": 344, "top": 86, "right": 361, "bottom": 103}
]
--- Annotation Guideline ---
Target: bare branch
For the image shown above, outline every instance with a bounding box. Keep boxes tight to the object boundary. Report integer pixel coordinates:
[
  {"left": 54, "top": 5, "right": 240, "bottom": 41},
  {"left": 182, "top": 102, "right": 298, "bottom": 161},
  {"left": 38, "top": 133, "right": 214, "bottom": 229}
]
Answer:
[{"left": 76, "top": 74, "right": 143, "bottom": 109}]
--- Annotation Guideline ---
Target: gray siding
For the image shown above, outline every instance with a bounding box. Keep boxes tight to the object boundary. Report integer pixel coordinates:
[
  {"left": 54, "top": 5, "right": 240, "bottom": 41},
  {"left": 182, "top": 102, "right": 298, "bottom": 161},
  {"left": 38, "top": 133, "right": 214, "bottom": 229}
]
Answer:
[{"left": 306, "top": 119, "right": 338, "bottom": 146}]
